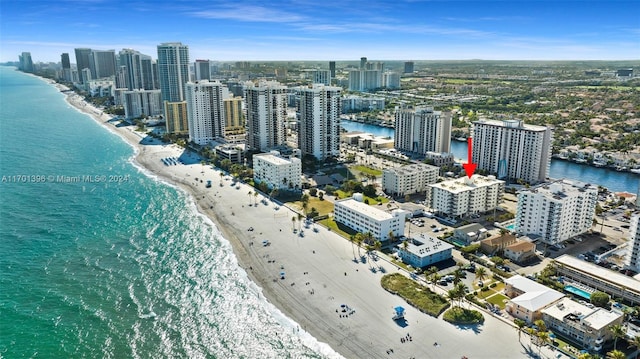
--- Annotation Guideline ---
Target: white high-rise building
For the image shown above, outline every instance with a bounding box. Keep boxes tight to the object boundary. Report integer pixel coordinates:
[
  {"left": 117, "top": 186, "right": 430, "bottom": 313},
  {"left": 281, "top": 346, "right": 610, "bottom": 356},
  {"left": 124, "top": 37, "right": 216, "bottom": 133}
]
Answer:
[
  {"left": 118, "top": 49, "right": 155, "bottom": 90},
  {"left": 157, "top": 42, "right": 190, "bottom": 103},
  {"left": 515, "top": 180, "right": 597, "bottom": 245},
  {"left": 298, "top": 85, "right": 341, "bottom": 160},
  {"left": 426, "top": 175, "right": 505, "bottom": 219},
  {"left": 245, "top": 81, "right": 288, "bottom": 152},
  {"left": 194, "top": 59, "right": 211, "bottom": 81},
  {"left": 624, "top": 214, "right": 640, "bottom": 272},
  {"left": 123, "top": 89, "right": 162, "bottom": 119},
  {"left": 185, "top": 81, "right": 225, "bottom": 145},
  {"left": 472, "top": 119, "right": 552, "bottom": 184},
  {"left": 382, "top": 163, "right": 439, "bottom": 197},
  {"left": 394, "top": 106, "right": 451, "bottom": 155},
  {"left": 334, "top": 195, "right": 406, "bottom": 242},
  {"left": 382, "top": 72, "right": 401, "bottom": 89},
  {"left": 253, "top": 152, "right": 302, "bottom": 191},
  {"left": 304, "top": 70, "right": 331, "bottom": 85}
]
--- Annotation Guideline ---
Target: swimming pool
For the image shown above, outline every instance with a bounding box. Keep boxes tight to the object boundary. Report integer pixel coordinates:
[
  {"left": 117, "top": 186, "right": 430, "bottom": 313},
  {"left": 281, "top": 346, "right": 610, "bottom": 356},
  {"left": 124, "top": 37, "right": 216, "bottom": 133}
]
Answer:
[
  {"left": 505, "top": 223, "right": 515, "bottom": 231},
  {"left": 565, "top": 285, "right": 591, "bottom": 300}
]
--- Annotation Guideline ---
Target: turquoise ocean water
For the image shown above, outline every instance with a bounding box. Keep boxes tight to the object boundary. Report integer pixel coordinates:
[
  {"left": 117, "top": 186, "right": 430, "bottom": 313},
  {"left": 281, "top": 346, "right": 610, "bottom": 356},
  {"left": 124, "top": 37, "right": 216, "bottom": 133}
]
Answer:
[{"left": 0, "top": 67, "right": 338, "bottom": 359}]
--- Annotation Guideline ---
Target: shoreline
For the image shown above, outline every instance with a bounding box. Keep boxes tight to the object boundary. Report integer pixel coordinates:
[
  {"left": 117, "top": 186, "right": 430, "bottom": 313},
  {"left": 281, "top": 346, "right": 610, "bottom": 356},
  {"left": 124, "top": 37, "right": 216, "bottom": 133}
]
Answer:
[{"left": 53, "top": 82, "right": 553, "bottom": 359}]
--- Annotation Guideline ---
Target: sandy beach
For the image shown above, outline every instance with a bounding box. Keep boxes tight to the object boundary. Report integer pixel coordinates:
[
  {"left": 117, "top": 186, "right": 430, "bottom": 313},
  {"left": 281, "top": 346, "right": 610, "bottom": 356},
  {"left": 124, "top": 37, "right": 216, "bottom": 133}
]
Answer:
[{"left": 57, "top": 83, "right": 563, "bottom": 359}]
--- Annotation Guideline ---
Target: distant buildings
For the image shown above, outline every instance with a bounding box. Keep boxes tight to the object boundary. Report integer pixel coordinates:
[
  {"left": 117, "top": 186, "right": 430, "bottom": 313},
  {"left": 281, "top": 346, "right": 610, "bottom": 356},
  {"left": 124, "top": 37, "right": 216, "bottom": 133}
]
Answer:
[
  {"left": 542, "top": 297, "right": 623, "bottom": 352},
  {"left": 625, "top": 214, "right": 640, "bottom": 272},
  {"left": 304, "top": 69, "right": 331, "bottom": 85},
  {"left": 123, "top": 89, "right": 162, "bottom": 119},
  {"left": 194, "top": 59, "right": 211, "bottom": 81},
  {"left": 185, "top": 80, "right": 225, "bottom": 145},
  {"left": 298, "top": 84, "right": 341, "bottom": 160},
  {"left": 329, "top": 61, "right": 336, "bottom": 78},
  {"left": 397, "top": 236, "right": 453, "bottom": 268},
  {"left": 341, "top": 95, "right": 385, "bottom": 113},
  {"left": 118, "top": 49, "right": 156, "bottom": 90},
  {"left": 394, "top": 106, "right": 451, "bottom": 156},
  {"left": 382, "top": 163, "right": 439, "bottom": 197},
  {"left": 471, "top": 119, "right": 552, "bottom": 184},
  {"left": 245, "top": 81, "right": 288, "bottom": 152},
  {"left": 515, "top": 180, "right": 597, "bottom": 245},
  {"left": 426, "top": 175, "right": 505, "bottom": 219},
  {"left": 404, "top": 61, "right": 414, "bottom": 74},
  {"left": 60, "top": 53, "right": 72, "bottom": 82},
  {"left": 253, "top": 151, "right": 302, "bottom": 191},
  {"left": 18, "top": 52, "right": 33, "bottom": 72},
  {"left": 382, "top": 72, "right": 401, "bottom": 89},
  {"left": 74, "top": 48, "right": 92, "bottom": 83},
  {"left": 333, "top": 194, "right": 406, "bottom": 242},
  {"left": 89, "top": 49, "right": 117, "bottom": 79}
]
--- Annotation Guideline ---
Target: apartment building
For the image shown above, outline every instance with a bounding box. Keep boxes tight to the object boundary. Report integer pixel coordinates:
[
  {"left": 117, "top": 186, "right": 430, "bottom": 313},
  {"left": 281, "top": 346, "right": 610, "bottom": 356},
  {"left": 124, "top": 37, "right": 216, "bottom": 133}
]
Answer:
[
  {"left": 397, "top": 236, "right": 453, "bottom": 268},
  {"left": 253, "top": 151, "right": 302, "bottom": 191},
  {"left": 624, "top": 214, "right": 640, "bottom": 272},
  {"left": 382, "top": 163, "right": 439, "bottom": 197},
  {"left": 515, "top": 180, "right": 597, "bottom": 245},
  {"left": 426, "top": 175, "right": 505, "bottom": 219},
  {"left": 394, "top": 106, "right": 451, "bottom": 156},
  {"left": 333, "top": 195, "right": 406, "bottom": 242}
]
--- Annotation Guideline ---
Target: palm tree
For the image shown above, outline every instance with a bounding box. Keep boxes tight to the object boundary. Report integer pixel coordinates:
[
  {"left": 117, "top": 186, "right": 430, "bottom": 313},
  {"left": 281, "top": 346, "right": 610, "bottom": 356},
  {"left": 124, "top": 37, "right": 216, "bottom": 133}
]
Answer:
[
  {"left": 606, "top": 350, "right": 626, "bottom": 359},
  {"left": 388, "top": 230, "right": 395, "bottom": 243},
  {"left": 630, "top": 335, "right": 640, "bottom": 359},
  {"left": 475, "top": 267, "right": 487, "bottom": 283},
  {"left": 219, "top": 171, "right": 224, "bottom": 186},
  {"left": 297, "top": 213, "right": 304, "bottom": 230},
  {"left": 454, "top": 282, "right": 468, "bottom": 307},
  {"left": 534, "top": 319, "right": 547, "bottom": 334},
  {"left": 537, "top": 331, "right": 551, "bottom": 356},
  {"left": 427, "top": 266, "right": 439, "bottom": 289},
  {"left": 610, "top": 324, "right": 625, "bottom": 350},
  {"left": 291, "top": 216, "right": 296, "bottom": 231},
  {"left": 248, "top": 191, "right": 253, "bottom": 206},
  {"left": 354, "top": 233, "right": 364, "bottom": 257},
  {"left": 514, "top": 318, "right": 526, "bottom": 342},
  {"left": 577, "top": 353, "right": 595, "bottom": 359},
  {"left": 254, "top": 191, "right": 259, "bottom": 206}
]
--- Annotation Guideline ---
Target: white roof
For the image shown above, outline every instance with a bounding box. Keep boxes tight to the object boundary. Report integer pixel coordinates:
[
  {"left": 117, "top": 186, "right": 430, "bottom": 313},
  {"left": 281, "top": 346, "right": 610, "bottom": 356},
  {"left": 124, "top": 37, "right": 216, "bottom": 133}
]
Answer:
[
  {"left": 335, "top": 198, "right": 395, "bottom": 221},
  {"left": 429, "top": 175, "right": 504, "bottom": 194},
  {"left": 511, "top": 290, "right": 565, "bottom": 312},
  {"left": 542, "top": 297, "right": 622, "bottom": 330},
  {"left": 555, "top": 255, "right": 640, "bottom": 295},
  {"left": 404, "top": 236, "right": 454, "bottom": 258},
  {"left": 506, "top": 274, "right": 556, "bottom": 294}
]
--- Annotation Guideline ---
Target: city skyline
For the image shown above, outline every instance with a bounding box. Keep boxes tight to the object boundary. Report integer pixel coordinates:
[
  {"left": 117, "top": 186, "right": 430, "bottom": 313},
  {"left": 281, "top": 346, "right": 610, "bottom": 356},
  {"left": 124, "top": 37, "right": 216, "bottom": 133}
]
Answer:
[{"left": 1, "top": 0, "right": 638, "bottom": 63}]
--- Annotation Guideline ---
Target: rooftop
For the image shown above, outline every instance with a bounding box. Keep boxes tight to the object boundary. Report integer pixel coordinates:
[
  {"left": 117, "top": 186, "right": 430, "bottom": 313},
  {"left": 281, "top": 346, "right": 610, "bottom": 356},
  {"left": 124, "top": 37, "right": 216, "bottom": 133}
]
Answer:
[
  {"left": 429, "top": 175, "right": 504, "bottom": 194},
  {"left": 473, "top": 118, "right": 549, "bottom": 132},
  {"left": 506, "top": 274, "right": 559, "bottom": 294},
  {"left": 335, "top": 198, "right": 397, "bottom": 222},
  {"left": 385, "top": 163, "right": 439, "bottom": 176},
  {"left": 542, "top": 297, "right": 622, "bottom": 330},
  {"left": 254, "top": 152, "right": 300, "bottom": 166},
  {"left": 519, "top": 179, "right": 598, "bottom": 199},
  {"left": 510, "top": 290, "right": 565, "bottom": 312},
  {"left": 555, "top": 255, "right": 640, "bottom": 295},
  {"left": 402, "top": 235, "right": 454, "bottom": 257},
  {"left": 506, "top": 241, "right": 536, "bottom": 252}
]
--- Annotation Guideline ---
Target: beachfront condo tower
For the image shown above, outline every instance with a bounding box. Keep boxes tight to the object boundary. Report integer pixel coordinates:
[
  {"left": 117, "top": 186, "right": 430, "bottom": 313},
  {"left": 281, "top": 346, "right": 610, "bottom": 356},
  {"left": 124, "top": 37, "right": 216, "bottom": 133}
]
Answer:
[
  {"left": 298, "top": 85, "right": 342, "bottom": 160},
  {"left": 394, "top": 105, "right": 451, "bottom": 156},
  {"left": 74, "top": 48, "right": 92, "bottom": 83},
  {"left": 515, "top": 179, "right": 597, "bottom": 245},
  {"left": 118, "top": 49, "right": 155, "bottom": 91},
  {"left": 194, "top": 60, "right": 211, "bottom": 81},
  {"left": 245, "top": 81, "right": 288, "bottom": 153},
  {"left": 471, "top": 118, "right": 552, "bottom": 184},
  {"left": 157, "top": 42, "right": 190, "bottom": 103},
  {"left": 185, "top": 81, "right": 225, "bottom": 146}
]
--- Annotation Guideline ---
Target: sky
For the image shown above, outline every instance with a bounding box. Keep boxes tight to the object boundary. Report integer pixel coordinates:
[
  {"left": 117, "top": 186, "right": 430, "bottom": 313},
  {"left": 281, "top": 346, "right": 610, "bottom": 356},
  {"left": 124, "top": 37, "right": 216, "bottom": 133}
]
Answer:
[{"left": 1, "top": 0, "right": 638, "bottom": 63}]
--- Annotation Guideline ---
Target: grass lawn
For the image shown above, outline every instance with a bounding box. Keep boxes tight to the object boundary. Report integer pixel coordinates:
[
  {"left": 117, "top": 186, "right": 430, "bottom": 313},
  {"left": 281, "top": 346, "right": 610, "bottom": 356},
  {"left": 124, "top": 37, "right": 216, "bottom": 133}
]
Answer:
[
  {"left": 290, "top": 197, "right": 334, "bottom": 216},
  {"left": 334, "top": 190, "right": 389, "bottom": 205},
  {"left": 318, "top": 218, "right": 357, "bottom": 239},
  {"left": 486, "top": 293, "right": 509, "bottom": 309},
  {"left": 443, "top": 306, "right": 484, "bottom": 324},
  {"left": 380, "top": 273, "right": 449, "bottom": 317},
  {"left": 350, "top": 165, "right": 383, "bottom": 177}
]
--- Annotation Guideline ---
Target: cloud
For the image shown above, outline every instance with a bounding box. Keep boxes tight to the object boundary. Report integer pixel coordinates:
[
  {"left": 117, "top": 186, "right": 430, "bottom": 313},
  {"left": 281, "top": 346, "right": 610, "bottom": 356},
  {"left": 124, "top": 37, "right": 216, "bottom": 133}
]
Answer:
[{"left": 190, "top": 5, "right": 306, "bottom": 23}]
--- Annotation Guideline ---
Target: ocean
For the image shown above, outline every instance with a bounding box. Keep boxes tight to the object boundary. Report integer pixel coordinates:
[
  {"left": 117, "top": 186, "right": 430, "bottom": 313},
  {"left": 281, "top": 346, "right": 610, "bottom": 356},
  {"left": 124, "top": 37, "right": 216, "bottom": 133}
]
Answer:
[{"left": 0, "top": 67, "right": 339, "bottom": 359}]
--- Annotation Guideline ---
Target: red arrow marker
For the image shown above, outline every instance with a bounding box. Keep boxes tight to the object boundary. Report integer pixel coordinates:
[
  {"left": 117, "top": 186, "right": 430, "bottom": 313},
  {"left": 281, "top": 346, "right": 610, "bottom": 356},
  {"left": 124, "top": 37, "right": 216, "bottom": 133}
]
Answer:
[{"left": 462, "top": 137, "right": 477, "bottom": 178}]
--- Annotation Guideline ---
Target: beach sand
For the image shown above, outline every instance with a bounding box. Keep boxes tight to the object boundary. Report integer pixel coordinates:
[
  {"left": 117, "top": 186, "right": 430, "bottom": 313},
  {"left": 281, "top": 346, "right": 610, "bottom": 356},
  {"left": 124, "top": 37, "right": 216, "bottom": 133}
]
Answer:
[{"left": 58, "top": 84, "right": 556, "bottom": 359}]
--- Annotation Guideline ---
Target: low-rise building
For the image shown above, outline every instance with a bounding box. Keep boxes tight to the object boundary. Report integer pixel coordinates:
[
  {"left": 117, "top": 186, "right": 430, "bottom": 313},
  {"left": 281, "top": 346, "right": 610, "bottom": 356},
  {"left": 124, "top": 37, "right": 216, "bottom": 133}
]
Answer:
[
  {"left": 397, "top": 235, "right": 453, "bottom": 268},
  {"left": 554, "top": 254, "right": 640, "bottom": 305},
  {"left": 504, "top": 241, "right": 537, "bottom": 264},
  {"left": 215, "top": 144, "right": 244, "bottom": 164},
  {"left": 453, "top": 223, "right": 488, "bottom": 245},
  {"left": 382, "top": 163, "right": 439, "bottom": 197},
  {"left": 542, "top": 297, "right": 624, "bottom": 351},
  {"left": 504, "top": 275, "right": 565, "bottom": 323},
  {"left": 425, "top": 151, "right": 454, "bottom": 167},
  {"left": 333, "top": 194, "right": 406, "bottom": 242},
  {"left": 480, "top": 233, "right": 517, "bottom": 255},
  {"left": 253, "top": 151, "right": 302, "bottom": 191},
  {"left": 426, "top": 175, "right": 505, "bottom": 219}
]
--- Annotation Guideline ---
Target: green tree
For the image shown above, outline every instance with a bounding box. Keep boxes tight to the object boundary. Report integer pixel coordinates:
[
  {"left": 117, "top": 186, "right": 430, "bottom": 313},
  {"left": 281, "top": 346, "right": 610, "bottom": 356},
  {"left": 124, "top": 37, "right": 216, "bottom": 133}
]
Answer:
[
  {"left": 291, "top": 216, "right": 296, "bottom": 231},
  {"left": 591, "top": 291, "right": 611, "bottom": 308},
  {"left": 475, "top": 267, "right": 487, "bottom": 283},
  {"left": 606, "top": 350, "right": 626, "bottom": 359},
  {"left": 514, "top": 318, "right": 526, "bottom": 342},
  {"left": 609, "top": 324, "right": 626, "bottom": 350},
  {"left": 629, "top": 335, "right": 640, "bottom": 359}
]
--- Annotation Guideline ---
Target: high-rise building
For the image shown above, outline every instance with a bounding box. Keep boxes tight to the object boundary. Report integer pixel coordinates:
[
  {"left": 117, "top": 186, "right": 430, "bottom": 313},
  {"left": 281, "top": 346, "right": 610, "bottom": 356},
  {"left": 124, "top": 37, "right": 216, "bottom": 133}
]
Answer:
[
  {"left": 223, "top": 96, "right": 244, "bottom": 134},
  {"left": 383, "top": 72, "right": 401, "bottom": 89},
  {"left": 194, "top": 60, "right": 211, "bottom": 81},
  {"left": 123, "top": 89, "right": 163, "bottom": 119},
  {"left": 360, "top": 57, "right": 367, "bottom": 69},
  {"left": 348, "top": 69, "right": 382, "bottom": 92},
  {"left": 61, "top": 53, "right": 71, "bottom": 69},
  {"left": 404, "top": 61, "right": 414, "bottom": 74},
  {"left": 298, "top": 85, "right": 341, "bottom": 160},
  {"left": 515, "top": 180, "right": 597, "bottom": 245},
  {"left": 471, "top": 119, "right": 552, "bottom": 184},
  {"left": 18, "top": 52, "right": 34, "bottom": 72},
  {"left": 157, "top": 42, "right": 190, "bottom": 103},
  {"left": 305, "top": 70, "right": 331, "bottom": 85},
  {"left": 165, "top": 101, "right": 188, "bottom": 134},
  {"left": 74, "top": 48, "right": 92, "bottom": 83},
  {"left": 625, "top": 214, "right": 640, "bottom": 272},
  {"left": 185, "top": 81, "right": 225, "bottom": 145},
  {"left": 245, "top": 81, "right": 288, "bottom": 152},
  {"left": 142, "top": 57, "right": 158, "bottom": 90},
  {"left": 382, "top": 163, "right": 439, "bottom": 197},
  {"left": 426, "top": 175, "right": 505, "bottom": 219},
  {"left": 253, "top": 151, "right": 302, "bottom": 191},
  {"left": 119, "top": 49, "right": 155, "bottom": 90},
  {"left": 89, "top": 50, "right": 116, "bottom": 79},
  {"left": 394, "top": 106, "right": 451, "bottom": 155},
  {"left": 329, "top": 61, "right": 336, "bottom": 78}
]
